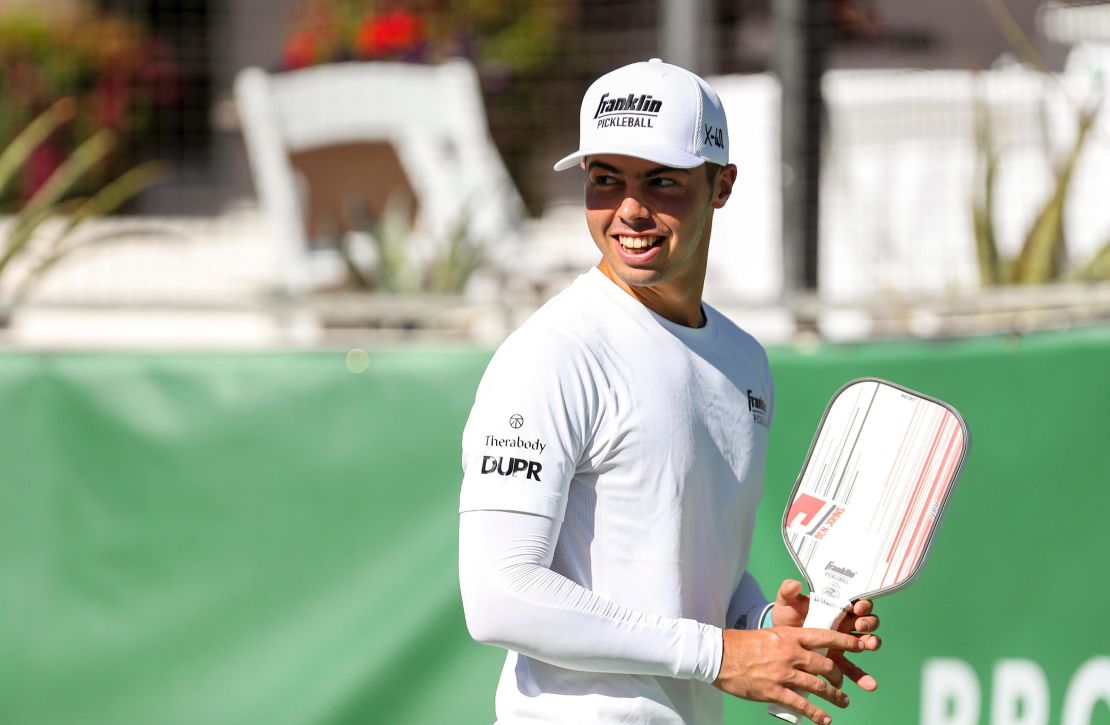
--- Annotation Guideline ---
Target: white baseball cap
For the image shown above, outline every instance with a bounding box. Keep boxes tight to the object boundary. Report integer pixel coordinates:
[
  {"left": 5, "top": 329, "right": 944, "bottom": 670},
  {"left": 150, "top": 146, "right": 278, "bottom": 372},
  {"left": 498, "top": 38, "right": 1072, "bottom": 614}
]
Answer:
[{"left": 553, "top": 58, "right": 729, "bottom": 172}]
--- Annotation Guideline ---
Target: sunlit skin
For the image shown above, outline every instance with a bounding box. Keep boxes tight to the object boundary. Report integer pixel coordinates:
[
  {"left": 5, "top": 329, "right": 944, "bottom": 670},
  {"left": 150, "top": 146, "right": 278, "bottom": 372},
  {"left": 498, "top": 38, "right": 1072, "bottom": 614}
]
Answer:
[{"left": 583, "top": 154, "right": 737, "bottom": 327}]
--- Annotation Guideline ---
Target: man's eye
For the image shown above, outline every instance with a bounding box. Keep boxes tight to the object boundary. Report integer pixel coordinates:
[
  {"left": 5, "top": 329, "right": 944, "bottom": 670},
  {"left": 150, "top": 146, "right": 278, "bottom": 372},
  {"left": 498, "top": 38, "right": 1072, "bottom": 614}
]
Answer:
[
  {"left": 592, "top": 174, "right": 618, "bottom": 186},
  {"left": 652, "top": 178, "right": 678, "bottom": 187}
]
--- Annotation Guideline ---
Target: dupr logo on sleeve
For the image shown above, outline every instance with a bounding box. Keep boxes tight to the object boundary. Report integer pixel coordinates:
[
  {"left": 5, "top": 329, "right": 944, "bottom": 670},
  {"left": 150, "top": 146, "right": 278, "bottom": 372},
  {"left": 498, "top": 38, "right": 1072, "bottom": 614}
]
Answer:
[{"left": 481, "top": 455, "right": 542, "bottom": 482}]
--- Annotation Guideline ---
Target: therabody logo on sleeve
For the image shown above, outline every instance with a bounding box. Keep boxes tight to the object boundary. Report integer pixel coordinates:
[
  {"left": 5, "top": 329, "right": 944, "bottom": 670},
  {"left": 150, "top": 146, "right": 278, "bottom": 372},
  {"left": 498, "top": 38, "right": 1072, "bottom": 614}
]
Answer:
[{"left": 477, "top": 416, "right": 546, "bottom": 481}]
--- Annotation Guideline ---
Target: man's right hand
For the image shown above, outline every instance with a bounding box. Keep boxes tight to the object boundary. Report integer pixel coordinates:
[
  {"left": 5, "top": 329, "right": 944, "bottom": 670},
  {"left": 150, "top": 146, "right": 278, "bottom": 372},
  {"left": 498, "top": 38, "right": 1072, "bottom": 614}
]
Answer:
[{"left": 712, "top": 627, "right": 866, "bottom": 725}]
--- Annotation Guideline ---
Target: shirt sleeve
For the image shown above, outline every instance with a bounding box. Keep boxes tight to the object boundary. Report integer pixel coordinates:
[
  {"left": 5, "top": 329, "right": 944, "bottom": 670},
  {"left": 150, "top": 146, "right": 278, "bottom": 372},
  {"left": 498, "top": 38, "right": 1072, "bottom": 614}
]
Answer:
[
  {"left": 459, "top": 327, "right": 598, "bottom": 521},
  {"left": 458, "top": 508, "right": 724, "bottom": 682}
]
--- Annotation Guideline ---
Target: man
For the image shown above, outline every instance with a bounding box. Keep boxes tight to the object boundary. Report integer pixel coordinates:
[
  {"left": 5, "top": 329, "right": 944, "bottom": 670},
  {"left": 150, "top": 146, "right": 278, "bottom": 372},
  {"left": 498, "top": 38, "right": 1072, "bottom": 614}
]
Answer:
[{"left": 458, "top": 58, "right": 880, "bottom": 725}]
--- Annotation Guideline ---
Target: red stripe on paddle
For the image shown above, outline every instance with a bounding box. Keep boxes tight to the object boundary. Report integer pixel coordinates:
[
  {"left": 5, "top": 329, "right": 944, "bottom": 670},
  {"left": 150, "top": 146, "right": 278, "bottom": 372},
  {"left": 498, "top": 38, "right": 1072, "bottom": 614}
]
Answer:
[
  {"left": 880, "top": 409, "right": 946, "bottom": 586},
  {"left": 895, "top": 417, "right": 961, "bottom": 582}
]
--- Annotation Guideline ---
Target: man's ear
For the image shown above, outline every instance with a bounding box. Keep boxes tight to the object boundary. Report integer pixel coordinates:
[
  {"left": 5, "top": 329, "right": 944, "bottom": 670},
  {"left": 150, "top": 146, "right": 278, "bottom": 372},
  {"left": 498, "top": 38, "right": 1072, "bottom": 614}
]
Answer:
[{"left": 712, "top": 164, "right": 738, "bottom": 209}]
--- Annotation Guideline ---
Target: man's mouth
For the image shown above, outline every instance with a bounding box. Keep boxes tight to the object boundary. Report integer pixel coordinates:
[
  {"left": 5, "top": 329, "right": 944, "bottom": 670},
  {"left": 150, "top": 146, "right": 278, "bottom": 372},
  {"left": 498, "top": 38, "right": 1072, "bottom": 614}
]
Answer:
[{"left": 617, "top": 234, "right": 664, "bottom": 252}]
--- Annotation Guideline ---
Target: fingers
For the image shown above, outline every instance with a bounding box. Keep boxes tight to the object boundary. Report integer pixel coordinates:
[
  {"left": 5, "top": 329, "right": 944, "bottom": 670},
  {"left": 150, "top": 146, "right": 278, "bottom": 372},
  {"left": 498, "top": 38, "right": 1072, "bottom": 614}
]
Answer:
[
  {"left": 773, "top": 688, "right": 835, "bottom": 725},
  {"left": 831, "top": 652, "right": 879, "bottom": 692},
  {"left": 773, "top": 579, "right": 809, "bottom": 628},
  {"left": 836, "top": 620, "right": 882, "bottom": 647},
  {"left": 715, "top": 627, "right": 872, "bottom": 722},
  {"left": 785, "top": 669, "right": 851, "bottom": 709},
  {"left": 822, "top": 658, "right": 844, "bottom": 689},
  {"left": 777, "top": 578, "right": 805, "bottom": 603},
  {"left": 799, "top": 628, "right": 865, "bottom": 653},
  {"left": 839, "top": 600, "right": 880, "bottom": 634},
  {"left": 832, "top": 631, "right": 880, "bottom": 651},
  {"left": 793, "top": 646, "right": 843, "bottom": 680},
  {"left": 851, "top": 614, "right": 880, "bottom": 633},
  {"left": 788, "top": 639, "right": 849, "bottom": 695}
]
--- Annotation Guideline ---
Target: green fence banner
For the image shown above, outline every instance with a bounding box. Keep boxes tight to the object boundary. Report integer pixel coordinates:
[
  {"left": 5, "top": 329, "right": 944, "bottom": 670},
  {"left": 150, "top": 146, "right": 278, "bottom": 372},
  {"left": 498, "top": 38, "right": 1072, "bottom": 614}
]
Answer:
[{"left": 2, "top": 326, "right": 1108, "bottom": 724}]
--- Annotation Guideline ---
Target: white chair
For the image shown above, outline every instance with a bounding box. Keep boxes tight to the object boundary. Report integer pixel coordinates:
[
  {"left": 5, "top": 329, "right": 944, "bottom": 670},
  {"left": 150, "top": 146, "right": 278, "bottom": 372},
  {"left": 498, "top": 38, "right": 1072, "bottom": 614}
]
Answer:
[{"left": 235, "top": 59, "right": 525, "bottom": 293}]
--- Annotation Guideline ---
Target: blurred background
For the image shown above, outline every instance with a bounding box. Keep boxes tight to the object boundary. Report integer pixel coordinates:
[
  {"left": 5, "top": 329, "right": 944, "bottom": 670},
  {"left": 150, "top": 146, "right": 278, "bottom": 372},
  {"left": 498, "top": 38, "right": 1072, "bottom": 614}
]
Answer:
[{"left": 0, "top": 1, "right": 1108, "bottom": 724}]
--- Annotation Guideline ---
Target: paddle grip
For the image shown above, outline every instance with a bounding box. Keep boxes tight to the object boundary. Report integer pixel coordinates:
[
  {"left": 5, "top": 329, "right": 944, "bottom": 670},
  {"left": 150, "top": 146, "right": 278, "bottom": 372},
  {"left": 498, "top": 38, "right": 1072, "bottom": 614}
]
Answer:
[{"left": 766, "top": 597, "right": 850, "bottom": 723}]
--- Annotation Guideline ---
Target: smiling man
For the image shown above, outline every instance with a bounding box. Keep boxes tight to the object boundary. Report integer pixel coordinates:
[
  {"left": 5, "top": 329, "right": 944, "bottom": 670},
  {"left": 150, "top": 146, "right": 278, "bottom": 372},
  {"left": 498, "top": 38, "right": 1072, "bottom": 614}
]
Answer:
[{"left": 458, "top": 59, "right": 881, "bottom": 725}]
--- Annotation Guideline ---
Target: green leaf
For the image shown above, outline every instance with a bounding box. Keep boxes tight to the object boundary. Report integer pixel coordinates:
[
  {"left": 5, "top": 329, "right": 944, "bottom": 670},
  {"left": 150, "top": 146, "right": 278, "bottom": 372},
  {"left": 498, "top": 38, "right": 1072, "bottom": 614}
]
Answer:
[
  {"left": 1073, "top": 237, "right": 1110, "bottom": 281},
  {"left": 425, "top": 211, "right": 483, "bottom": 294},
  {"left": 0, "top": 130, "right": 115, "bottom": 277},
  {"left": 1011, "top": 108, "right": 1098, "bottom": 284},
  {"left": 971, "top": 84, "right": 1002, "bottom": 286},
  {"left": 980, "top": 0, "right": 1051, "bottom": 73},
  {"left": 57, "top": 161, "right": 167, "bottom": 239},
  {"left": 0, "top": 97, "right": 76, "bottom": 201}
]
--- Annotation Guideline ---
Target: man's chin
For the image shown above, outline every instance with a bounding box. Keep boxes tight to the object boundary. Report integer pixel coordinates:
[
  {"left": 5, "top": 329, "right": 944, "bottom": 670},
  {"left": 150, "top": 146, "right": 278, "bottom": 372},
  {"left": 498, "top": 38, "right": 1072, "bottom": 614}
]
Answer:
[{"left": 598, "top": 260, "right": 665, "bottom": 289}]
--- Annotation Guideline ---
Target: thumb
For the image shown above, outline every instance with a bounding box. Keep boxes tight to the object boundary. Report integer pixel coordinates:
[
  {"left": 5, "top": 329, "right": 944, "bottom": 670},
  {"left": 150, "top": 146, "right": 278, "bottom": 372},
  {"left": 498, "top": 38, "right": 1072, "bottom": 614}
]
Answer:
[
  {"left": 776, "top": 578, "right": 805, "bottom": 606},
  {"left": 774, "top": 578, "right": 809, "bottom": 623}
]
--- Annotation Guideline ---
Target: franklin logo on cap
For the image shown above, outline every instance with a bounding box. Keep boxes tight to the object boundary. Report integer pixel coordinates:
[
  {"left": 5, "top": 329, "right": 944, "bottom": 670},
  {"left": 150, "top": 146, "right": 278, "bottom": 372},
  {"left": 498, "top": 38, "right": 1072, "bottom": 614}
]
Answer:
[{"left": 554, "top": 58, "right": 728, "bottom": 171}]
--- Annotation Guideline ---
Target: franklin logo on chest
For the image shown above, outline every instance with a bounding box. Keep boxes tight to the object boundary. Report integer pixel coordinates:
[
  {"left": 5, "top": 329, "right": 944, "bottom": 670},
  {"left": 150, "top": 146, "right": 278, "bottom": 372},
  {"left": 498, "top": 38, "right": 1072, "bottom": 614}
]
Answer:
[{"left": 747, "top": 389, "right": 768, "bottom": 427}]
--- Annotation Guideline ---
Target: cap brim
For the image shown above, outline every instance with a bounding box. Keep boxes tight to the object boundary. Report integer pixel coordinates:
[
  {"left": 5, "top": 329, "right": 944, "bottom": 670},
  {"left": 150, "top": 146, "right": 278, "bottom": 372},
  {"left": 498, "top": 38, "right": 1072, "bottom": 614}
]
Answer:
[{"left": 553, "top": 144, "right": 707, "bottom": 172}]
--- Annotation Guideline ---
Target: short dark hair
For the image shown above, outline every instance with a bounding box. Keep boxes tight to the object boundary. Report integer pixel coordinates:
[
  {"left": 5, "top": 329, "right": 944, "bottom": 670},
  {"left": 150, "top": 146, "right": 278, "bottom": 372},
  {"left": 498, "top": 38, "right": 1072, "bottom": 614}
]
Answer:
[{"left": 703, "top": 162, "right": 722, "bottom": 187}]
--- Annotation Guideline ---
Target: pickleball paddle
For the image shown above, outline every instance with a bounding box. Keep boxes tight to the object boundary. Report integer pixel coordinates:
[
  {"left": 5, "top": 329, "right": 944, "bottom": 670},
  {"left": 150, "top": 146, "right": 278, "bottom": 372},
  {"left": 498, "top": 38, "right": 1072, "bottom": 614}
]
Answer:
[{"left": 768, "top": 378, "right": 970, "bottom": 722}]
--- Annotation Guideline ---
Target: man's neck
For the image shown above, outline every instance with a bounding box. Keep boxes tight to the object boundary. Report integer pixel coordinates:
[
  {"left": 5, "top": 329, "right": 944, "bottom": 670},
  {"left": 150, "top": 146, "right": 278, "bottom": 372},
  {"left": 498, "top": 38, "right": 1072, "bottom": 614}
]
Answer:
[{"left": 596, "top": 261, "right": 707, "bottom": 328}]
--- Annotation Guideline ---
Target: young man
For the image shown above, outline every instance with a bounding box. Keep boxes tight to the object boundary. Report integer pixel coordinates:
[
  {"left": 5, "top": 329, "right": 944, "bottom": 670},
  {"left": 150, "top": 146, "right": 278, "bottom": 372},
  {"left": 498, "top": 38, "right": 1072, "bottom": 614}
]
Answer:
[{"left": 458, "top": 59, "right": 880, "bottom": 725}]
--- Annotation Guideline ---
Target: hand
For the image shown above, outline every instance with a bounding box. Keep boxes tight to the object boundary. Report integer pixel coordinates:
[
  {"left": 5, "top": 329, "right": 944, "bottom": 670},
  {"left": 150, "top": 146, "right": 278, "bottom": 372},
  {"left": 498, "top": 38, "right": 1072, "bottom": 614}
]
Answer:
[
  {"left": 771, "top": 579, "right": 882, "bottom": 692},
  {"left": 713, "top": 626, "right": 865, "bottom": 724}
]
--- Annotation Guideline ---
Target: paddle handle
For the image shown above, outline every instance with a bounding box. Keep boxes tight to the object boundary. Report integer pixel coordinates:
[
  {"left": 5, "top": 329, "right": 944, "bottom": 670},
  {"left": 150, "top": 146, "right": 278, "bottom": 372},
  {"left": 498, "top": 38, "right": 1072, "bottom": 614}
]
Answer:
[{"left": 766, "top": 598, "right": 850, "bottom": 723}]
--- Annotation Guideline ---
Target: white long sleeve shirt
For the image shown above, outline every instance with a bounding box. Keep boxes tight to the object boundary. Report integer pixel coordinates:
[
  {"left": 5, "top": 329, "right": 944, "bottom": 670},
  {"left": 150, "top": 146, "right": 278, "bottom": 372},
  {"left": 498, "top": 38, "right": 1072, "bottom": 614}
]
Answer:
[{"left": 459, "top": 268, "right": 774, "bottom": 724}]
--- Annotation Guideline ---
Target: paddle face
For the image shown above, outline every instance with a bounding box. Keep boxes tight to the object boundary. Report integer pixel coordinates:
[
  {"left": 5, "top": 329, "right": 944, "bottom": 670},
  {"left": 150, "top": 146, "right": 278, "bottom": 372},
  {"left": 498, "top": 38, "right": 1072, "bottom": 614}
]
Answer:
[{"left": 782, "top": 378, "right": 970, "bottom": 612}]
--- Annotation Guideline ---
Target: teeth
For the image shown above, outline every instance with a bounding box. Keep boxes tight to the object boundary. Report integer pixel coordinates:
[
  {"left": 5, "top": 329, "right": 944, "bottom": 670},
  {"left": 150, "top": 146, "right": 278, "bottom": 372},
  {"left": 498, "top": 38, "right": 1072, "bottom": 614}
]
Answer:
[{"left": 618, "top": 235, "right": 660, "bottom": 250}]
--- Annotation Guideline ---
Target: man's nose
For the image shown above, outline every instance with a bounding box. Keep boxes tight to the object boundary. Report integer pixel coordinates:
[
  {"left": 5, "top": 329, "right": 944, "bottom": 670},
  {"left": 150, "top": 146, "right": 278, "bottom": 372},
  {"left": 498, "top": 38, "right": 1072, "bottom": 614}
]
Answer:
[{"left": 618, "top": 192, "right": 649, "bottom": 222}]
